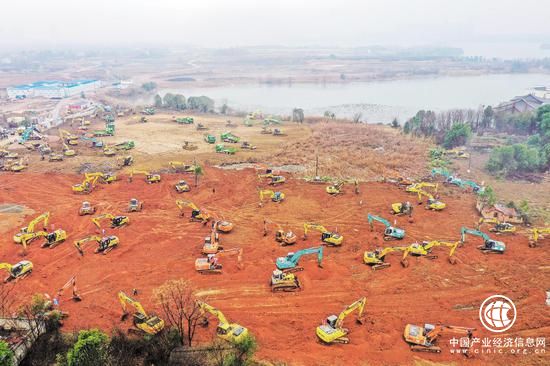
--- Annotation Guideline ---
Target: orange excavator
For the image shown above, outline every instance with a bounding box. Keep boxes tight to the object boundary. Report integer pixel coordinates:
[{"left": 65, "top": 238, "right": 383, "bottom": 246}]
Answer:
[
  {"left": 195, "top": 248, "right": 243, "bottom": 274},
  {"left": 404, "top": 323, "right": 475, "bottom": 354}
]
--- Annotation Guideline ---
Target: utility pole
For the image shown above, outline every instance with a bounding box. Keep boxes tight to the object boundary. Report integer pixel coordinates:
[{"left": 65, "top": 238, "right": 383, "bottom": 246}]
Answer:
[{"left": 315, "top": 154, "right": 319, "bottom": 177}]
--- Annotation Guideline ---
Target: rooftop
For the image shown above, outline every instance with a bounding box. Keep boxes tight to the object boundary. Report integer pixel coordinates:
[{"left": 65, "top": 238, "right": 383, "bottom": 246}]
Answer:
[{"left": 10, "top": 79, "right": 98, "bottom": 90}]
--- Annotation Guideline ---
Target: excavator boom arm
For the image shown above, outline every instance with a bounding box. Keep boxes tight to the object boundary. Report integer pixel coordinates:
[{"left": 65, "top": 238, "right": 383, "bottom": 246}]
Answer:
[{"left": 335, "top": 297, "right": 367, "bottom": 328}]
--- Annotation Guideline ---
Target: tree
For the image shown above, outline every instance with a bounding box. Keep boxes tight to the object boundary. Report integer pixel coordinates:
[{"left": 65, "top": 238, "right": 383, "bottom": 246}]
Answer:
[
  {"left": 292, "top": 108, "right": 304, "bottom": 123},
  {"left": 174, "top": 94, "right": 187, "bottom": 110},
  {"left": 221, "top": 104, "right": 228, "bottom": 114},
  {"left": 0, "top": 340, "right": 14, "bottom": 366},
  {"left": 391, "top": 117, "right": 400, "bottom": 128},
  {"left": 443, "top": 123, "right": 471, "bottom": 149},
  {"left": 66, "top": 329, "right": 109, "bottom": 366},
  {"left": 323, "top": 110, "right": 335, "bottom": 119},
  {"left": 141, "top": 82, "right": 157, "bottom": 92},
  {"left": 482, "top": 105, "right": 494, "bottom": 129},
  {"left": 154, "top": 94, "right": 163, "bottom": 108},
  {"left": 163, "top": 93, "right": 176, "bottom": 108},
  {"left": 223, "top": 334, "right": 257, "bottom": 366},
  {"left": 154, "top": 279, "right": 202, "bottom": 346},
  {"left": 352, "top": 112, "right": 363, "bottom": 123},
  {"left": 193, "top": 164, "right": 203, "bottom": 188}
]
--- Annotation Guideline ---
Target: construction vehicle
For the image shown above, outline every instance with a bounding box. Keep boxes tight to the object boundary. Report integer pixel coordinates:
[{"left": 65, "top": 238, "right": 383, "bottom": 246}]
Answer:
[
  {"left": 463, "top": 180, "right": 484, "bottom": 194},
  {"left": 128, "top": 198, "right": 143, "bottom": 212},
  {"left": 202, "top": 229, "right": 222, "bottom": 254},
  {"left": 363, "top": 246, "right": 408, "bottom": 270},
  {"left": 59, "top": 129, "right": 79, "bottom": 145},
  {"left": 401, "top": 240, "right": 460, "bottom": 267},
  {"left": 195, "top": 248, "right": 243, "bottom": 274},
  {"left": 62, "top": 141, "right": 76, "bottom": 157},
  {"left": 49, "top": 153, "right": 64, "bottom": 162},
  {"left": 0, "top": 261, "right": 33, "bottom": 282},
  {"left": 404, "top": 323, "right": 475, "bottom": 353},
  {"left": 240, "top": 141, "right": 257, "bottom": 150},
  {"left": 259, "top": 189, "right": 285, "bottom": 204},
  {"left": 79, "top": 201, "right": 96, "bottom": 216},
  {"left": 367, "top": 214, "right": 405, "bottom": 240},
  {"left": 72, "top": 173, "right": 100, "bottom": 194},
  {"left": 114, "top": 141, "right": 135, "bottom": 150},
  {"left": 175, "top": 180, "right": 191, "bottom": 193},
  {"left": 117, "top": 155, "right": 134, "bottom": 167},
  {"left": 141, "top": 107, "right": 156, "bottom": 115},
  {"left": 3, "top": 159, "right": 27, "bottom": 172},
  {"left": 175, "top": 117, "right": 194, "bottom": 124},
  {"left": 316, "top": 297, "right": 366, "bottom": 344},
  {"left": 303, "top": 223, "right": 343, "bottom": 246},
  {"left": 93, "top": 122, "right": 115, "bottom": 137},
  {"left": 176, "top": 200, "right": 210, "bottom": 223},
  {"left": 220, "top": 132, "right": 240, "bottom": 143},
  {"left": 391, "top": 202, "right": 413, "bottom": 216},
  {"left": 168, "top": 161, "right": 197, "bottom": 173},
  {"left": 326, "top": 181, "right": 344, "bottom": 195},
  {"left": 272, "top": 128, "right": 285, "bottom": 136},
  {"left": 118, "top": 291, "right": 165, "bottom": 335},
  {"left": 80, "top": 135, "right": 104, "bottom": 148},
  {"left": 129, "top": 170, "right": 161, "bottom": 184},
  {"left": 477, "top": 218, "right": 516, "bottom": 233},
  {"left": 140, "top": 116, "right": 148, "bottom": 123},
  {"left": 460, "top": 227, "right": 505, "bottom": 253},
  {"left": 197, "top": 301, "right": 249, "bottom": 344},
  {"left": 529, "top": 227, "right": 550, "bottom": 247},
  {"left": 213, "top": 220, "right": 234, "bottom": 233},
  {"left": 444, "top": 148, "right": 470, "bottom": 159},
  {"left": 406, "top": 182, "right": 438, "bottom": 193},
  {"left": 74, "top": 235, "right": 120, "bottom": 255},
  {"left": 196, "top": 123, "right": 208, "bottom": 130},
  {"left": 204, "top": 134, "right": 216, "bottom": 143},
  {"left": 414, "top": 189, "right": 446, "bottom": 211},
  {"left": 92, "top": 213, "right": 130, "bottom": 229},
  {"left": 13, "top": 212, "right": 57, "bottom": 249},
  {"left": 276, "top": 246, "right": 323, "bottom": 273},
  {"left": 215, "top": 144, "right": 236, "bottom": 154},
  {"left": 103, "top": 146, "right": 116, "bottom": 156},
  {"left": 261, "top": 126, "right": 272, "bottom": 134},
  {"left": 270, "top": 270, "right": 301, "bottom": 292},
  {"left": 182, "top": 141, "right": 198, "bottom": 151},
  {"left": 56, "top": 276, "right": 81, "bottom": 301},
  {"left": 263, "top": 220, "right": 296, "bottom": 245},
  {"left": 40, "top": 229, "right": 68, "bottom": 249},
  {"left": 431, "top": 167, "right": 451, "bottom": 180}
]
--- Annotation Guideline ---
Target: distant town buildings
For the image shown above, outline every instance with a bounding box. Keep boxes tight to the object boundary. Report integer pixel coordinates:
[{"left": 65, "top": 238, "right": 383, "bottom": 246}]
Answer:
[
  {"left": 494, "top": 93, "right": 549, "bottom": 114},
  {"left": 6, "top": 79, "right": 101, "bottom": 99}
]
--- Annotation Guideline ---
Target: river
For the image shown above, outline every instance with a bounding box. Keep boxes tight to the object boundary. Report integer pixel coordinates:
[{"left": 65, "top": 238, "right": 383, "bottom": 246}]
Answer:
[{"left": 162, "top": 73, "right": 550, "bottom": 123}]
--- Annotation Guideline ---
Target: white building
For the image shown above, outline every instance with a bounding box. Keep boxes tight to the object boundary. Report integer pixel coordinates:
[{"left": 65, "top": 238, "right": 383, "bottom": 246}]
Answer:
[{"left": 6, "top": 79, "right": 101, "bottom": 99}]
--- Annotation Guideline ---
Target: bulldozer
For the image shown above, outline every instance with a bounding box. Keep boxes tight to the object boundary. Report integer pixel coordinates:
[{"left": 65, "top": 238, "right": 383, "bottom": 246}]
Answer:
[
  {"left": 477, "top": 217, "right": 516, "bottom": 234},
  {"left": 129, "top": 170, "right": 161, "bottom": 184},
  {"left": 367, "top": 214, "right": 405, "bottom": 240},
  {"left": 79, "top": 201, "right": 96, "bottom": 216},
  {"left": 391, "top": 202, "right": 413, "bottom": 216},
  {"left": 263, "top": 219, "right": 296, "bottom": 245},
  {"left": 303, "top": 223, "right": 343, "bottom": 246},
  {"left": 460, "top": 227, "right": 505, "bottom": 254},
  {"left": 74, "top": 235, "right": 120, "bottom": 255},
  {"left": 0, "top": 261, "right": 33, "bottom": 282},
  {"left": 240, "top": 141, "right": 257, "bottom": 150},
  {"left": 259, "top": 189, "right": 285, "bottom": 205},
  {"left": 175, "top": 180, "right": 191, "bottom": 193},
  {"left": 128, "top": 198, "right": 143, "bottom": 212},
  {"left": 197, "top": 301, "right": 249, "bottom": 344},
  {"left": 316, "top": 297, "right": 366, "bottom": 344},
  {"left": 195, "top": 248, "right": 243, "bottom": 274},
  {"left": 363, "top": 246, "right": 408, "bottom": 270},
  {"left": 92, "top": 213, "right": 130, "bottom": 229},
  {"left": 529, "top": 227, "right": 550, "bottom": 247},
  {"left": 270, "top": 270, "right": 301, "bottom": 292},
  {"left": 257, "top": 168, "right": 285, "bottom": 185},
  {"left": 404, "top": 323, "right": 475, "bottom": 353},
  {"left": 118, "top": 291, "right": 165, "bottom": 335},
  {"left": 276, "top": 246, "right": 323, "bottom": 273},
  {"left": 400, "top": 240, "right": 460, "bottom": 267},
  {"left": 176, "top": 200, "right": 210, "bottom": 223}
]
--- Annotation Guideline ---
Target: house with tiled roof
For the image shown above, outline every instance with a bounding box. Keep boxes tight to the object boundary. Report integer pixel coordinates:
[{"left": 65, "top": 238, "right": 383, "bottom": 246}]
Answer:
[
  {"left": 494, "top": 94, "right": 549, "bottom": 114},
  {"left": 476, "top": 201, "right": 525, "bottom": 224}
]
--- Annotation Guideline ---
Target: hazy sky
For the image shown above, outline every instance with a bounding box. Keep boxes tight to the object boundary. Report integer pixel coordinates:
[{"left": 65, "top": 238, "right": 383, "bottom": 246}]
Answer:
[{"left": 2, "top": 0, "right": 549, "bottom": 50}]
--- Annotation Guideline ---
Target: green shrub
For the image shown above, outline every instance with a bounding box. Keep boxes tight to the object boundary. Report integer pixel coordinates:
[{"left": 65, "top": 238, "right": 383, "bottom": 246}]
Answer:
[{"left": 66, "top": 329, "right": 109, "bottom": 366}]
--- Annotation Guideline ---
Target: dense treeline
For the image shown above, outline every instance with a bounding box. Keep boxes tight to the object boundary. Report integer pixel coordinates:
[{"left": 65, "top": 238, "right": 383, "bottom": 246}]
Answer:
[{"left": 154, "top": 93, "right": 215, "bottom": 113}]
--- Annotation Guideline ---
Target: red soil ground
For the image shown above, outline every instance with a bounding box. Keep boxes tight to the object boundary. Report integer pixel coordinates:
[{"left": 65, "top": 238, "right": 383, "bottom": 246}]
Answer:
[{"left": 0, "top": 168, "right": 548, "bottom": 365}]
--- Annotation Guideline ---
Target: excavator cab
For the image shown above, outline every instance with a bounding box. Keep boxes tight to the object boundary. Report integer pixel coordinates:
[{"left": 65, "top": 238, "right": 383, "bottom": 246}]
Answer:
[
  {"left": 95, "top": 236, "right": 119, "bottom": 254},
  {"left": 41, "top": 229, "right": 67, "bottom": 249},
  {"left": 482, "top": 239, "right": 506, "bottom": 253},
  {"left": 270, "top": 175, "right": 285, "bottom": 185},
  {"left": 322, "top": 232, "right": 342, "bottom": 244},
  {"left": 128, "top": 198, "right": 143, "bottom": 212}
]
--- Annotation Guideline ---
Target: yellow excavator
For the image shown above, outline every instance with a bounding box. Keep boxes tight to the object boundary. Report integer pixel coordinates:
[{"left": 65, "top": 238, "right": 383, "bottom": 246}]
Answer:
[
  {"left": 391, "top": 202, "right": 414, "bottom": 216},
  {"left": 529, "top": 227, "right": 550, "bottom": 247},
  {"left": 72, "top": 174, "right": 99, "bottom": 194},
  {"left": 400, "top": 240, "right": 460, "bottom": 267},
  {"left": 404, "top": 323, "right": 475, "bottom": 353},
  {"left": 56, "top": 276, "right": 81, "bottom": 302},
  {"left": 316, "top": 297, "right": 366, "bottom": 344},
  {"left": 129, "top": 170, "right": 161, "bottom": 184},
  {"left": 477, "top": 217, "right": 516, "bottom": 233},
  {"left": 74, "top": 235, "right": 120, "bottom": 255},
  {"left": 270, "top": 270, "right": 301, "bottom": 292},
  {"left": 257, "top": 168, "right": 286, "bottom": 185},
  {"left": 406, "top": 182, "right": 438, "bottom": 193},
  {"left": 59, "top": 129, "right": 79, "bottom": 145},
  {"left": 197, "top": 301, "right": 249, "bottom": 344},
  {"left": 168, "top": 161, "right": 197, "bottom": 173},
  {"left": 40, "top": 230, "right": 68, "bottom": 249},
  {"left": 176, "top": 200, "right": 210, "bottom": 223},
  {"left": 59, "top": 130, "right": 76, "bottom": 156},
  {"left": 363, "top": 246, "right": 408, "bottom": 270},
  {"left": 13, "top": 212, "right": 50, "bottom": 245},
  {"left": 118, "top": 291, "right": 165, "bottom": 335},
  {"left": 0, "top": 261, "right": 33, "bottom": 282},
  {"left": 326, "top": 181, "right": 344, "bottom": 195},
  {"left": 413, "top": 189, "right": 446, "bottom": 211},
  {"left": 92, "top": 213, "right": 130, "bottom": 229},
  {"left": 303, "top": 223, "right": 343, "bottom": 246},
  {"left": 259, "top": 189, "right": 285, "bottom": 205},
  {"left": 195, "top": 248, "right": 243, "bottom": 274}
]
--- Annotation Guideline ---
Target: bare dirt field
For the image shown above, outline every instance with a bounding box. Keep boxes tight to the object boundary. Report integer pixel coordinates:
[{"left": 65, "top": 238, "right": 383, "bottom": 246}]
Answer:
[{"left": 1, "top": 168, "right": 548, "bottom": 366}]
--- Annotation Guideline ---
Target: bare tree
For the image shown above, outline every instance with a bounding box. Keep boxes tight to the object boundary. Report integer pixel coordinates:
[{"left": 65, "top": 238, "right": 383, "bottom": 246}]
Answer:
[
  {"left": 155, "top": 279, "right": 202, "bottom": 346},
  {"left": 292, "top": 108, "right": 304, "bottom": 123},
  {"left": 352, "top": 112, "right": 363, "bottom": 123},
  {"left": 0, "top": 283, "right": 15, "bottom": 317}
]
